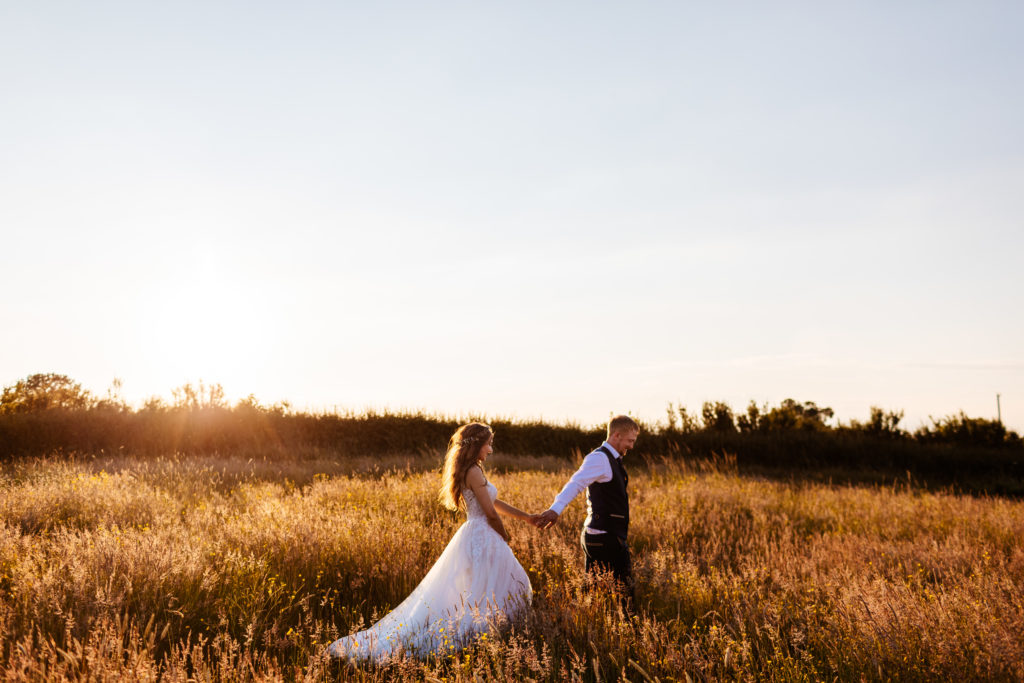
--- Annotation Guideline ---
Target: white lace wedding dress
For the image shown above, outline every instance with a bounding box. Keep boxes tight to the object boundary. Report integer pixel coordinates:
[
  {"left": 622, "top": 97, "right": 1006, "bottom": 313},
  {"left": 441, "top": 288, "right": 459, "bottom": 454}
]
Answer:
[{"left": 327, "top": 481, "right": 532, "bottom": 661}]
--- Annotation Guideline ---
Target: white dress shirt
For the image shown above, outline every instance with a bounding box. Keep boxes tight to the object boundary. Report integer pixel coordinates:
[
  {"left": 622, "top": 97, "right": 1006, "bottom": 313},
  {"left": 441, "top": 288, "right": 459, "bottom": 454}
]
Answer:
[{"left": 548, "top": 441, "right": 621, "bottom": 534}]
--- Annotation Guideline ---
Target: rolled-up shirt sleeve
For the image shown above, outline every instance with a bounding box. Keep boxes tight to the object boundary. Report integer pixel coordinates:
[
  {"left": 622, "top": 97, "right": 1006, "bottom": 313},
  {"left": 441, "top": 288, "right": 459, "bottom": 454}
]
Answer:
[{"left": 549, "top": 451, "right": 613, "bottom": 514}]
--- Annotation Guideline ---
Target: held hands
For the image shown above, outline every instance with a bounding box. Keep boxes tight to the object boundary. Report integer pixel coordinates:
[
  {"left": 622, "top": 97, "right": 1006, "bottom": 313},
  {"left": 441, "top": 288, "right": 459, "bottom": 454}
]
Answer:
[{"left": 530, "top": 509, "right": 559, "bottom": 530}]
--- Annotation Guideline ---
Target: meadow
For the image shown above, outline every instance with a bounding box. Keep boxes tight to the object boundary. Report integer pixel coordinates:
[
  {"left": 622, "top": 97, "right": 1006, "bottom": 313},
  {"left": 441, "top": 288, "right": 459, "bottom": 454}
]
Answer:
[{"left": 0, "top": 452, "right": 1021, "bottom": 682}]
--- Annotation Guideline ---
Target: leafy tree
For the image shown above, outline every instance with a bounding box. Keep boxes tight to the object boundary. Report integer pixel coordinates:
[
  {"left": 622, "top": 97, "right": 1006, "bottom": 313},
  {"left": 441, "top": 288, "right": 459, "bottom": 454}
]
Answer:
[
  {"left": 676, "top": 405, "right": 700, "bottom": 433},
  {"left": 758, "top": 399, "right": 834, "bottom": 432},
  {"left": 736, "top": 400, "right": 763, "bottom": 433},
  {"left": 916, "top": 412, "right": 1022, "bottom": 449},
  {"left": 701, "top": 401, "right": 736, "bottom": 432},
  {"left": 665, "top": 403, "right": 678, "bottom": 431},
  {"left": 0, "top": 373, "right": 93, "bottom": 413},
  {"left": 235, "top": 393, "right": 264, "bottom": 412},
  {"left": 665, "top": 402, "right": 700, "bottom": 433},
  {"left": 848, "top": 406, "right": 905, "bottom": 438}
]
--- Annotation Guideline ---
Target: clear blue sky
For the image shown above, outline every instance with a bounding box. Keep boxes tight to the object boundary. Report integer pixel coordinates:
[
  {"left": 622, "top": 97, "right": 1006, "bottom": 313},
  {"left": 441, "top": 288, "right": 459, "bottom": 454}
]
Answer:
[{"left": 2, "top": 1, "right": 1022, "bottom": 431}]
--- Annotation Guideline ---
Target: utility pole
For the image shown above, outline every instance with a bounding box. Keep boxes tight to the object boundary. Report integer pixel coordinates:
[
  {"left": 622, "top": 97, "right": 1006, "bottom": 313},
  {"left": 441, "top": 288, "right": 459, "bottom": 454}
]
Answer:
[{"left": 996, "top": 393, "right": 1002, "bottom": 425}]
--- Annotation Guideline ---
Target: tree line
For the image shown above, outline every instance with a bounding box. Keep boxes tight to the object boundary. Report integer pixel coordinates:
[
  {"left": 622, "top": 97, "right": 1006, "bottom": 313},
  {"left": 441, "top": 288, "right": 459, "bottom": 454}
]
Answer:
[{"left": 1, "top": 373, "right": 1020, "bottom": 493}]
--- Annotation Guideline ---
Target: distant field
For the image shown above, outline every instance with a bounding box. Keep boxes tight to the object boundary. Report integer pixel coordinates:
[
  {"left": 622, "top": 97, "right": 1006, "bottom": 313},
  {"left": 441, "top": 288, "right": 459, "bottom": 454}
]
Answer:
[{"left": 0, "top": 454, "right": 1021, "bottom": 681}]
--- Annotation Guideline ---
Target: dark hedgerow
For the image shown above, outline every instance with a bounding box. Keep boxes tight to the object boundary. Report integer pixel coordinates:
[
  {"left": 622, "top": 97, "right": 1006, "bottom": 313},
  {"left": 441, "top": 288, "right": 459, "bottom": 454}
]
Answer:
[{"left": 1, "top": 374, "right": 1021, "bottom": 494}]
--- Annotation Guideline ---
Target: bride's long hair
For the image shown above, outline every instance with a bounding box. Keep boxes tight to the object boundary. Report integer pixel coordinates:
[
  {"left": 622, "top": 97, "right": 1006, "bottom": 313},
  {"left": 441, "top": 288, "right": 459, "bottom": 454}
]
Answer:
[{"left": 439, "top": 422, "right": 493, "bottom": 511}]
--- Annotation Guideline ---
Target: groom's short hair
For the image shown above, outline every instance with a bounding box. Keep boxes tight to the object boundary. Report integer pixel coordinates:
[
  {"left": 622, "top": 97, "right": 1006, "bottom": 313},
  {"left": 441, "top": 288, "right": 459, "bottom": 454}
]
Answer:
[{"left": 608, "top": 415, "right": 640, "bottom": 436}]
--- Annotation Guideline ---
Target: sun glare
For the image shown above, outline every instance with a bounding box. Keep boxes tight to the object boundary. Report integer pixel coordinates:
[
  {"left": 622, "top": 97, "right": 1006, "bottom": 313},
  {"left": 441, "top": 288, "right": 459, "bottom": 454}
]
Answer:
[{"left": 138, "top": 261, "right": 277, "bottom": 396}]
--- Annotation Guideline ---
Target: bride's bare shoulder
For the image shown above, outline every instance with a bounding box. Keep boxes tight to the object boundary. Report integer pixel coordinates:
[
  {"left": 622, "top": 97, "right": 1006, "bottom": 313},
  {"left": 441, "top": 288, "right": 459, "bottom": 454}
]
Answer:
[{"left": 464, "top": 464, "right": 486, "bottom": 488}]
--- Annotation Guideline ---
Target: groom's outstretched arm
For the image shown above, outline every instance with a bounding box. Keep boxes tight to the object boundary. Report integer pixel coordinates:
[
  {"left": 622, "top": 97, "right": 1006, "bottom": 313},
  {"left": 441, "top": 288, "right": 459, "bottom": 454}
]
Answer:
[{"left": 537, "top": 452, "right": 613, "bottom": 529}]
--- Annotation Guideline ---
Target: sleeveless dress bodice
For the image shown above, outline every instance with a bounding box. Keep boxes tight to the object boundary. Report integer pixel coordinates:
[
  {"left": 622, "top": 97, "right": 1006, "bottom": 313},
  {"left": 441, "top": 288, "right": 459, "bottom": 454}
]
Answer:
[
  {"left": 463, "top": 481, "right": 496, "bottom": 521},
  {"left": 463, "top": 482, "right": 501, "bottom": 565}
]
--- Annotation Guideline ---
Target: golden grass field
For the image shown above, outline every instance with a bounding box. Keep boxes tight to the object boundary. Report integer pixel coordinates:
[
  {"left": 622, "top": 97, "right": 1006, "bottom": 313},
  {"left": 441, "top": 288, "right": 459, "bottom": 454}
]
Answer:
[{"left": 0, "top": 453, "right": 1021, "bottom": 681}]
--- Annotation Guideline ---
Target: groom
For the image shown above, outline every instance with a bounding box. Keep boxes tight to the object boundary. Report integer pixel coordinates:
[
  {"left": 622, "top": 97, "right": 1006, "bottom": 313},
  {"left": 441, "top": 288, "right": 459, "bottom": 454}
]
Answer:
[{"left": 535, "top": 415, "right": 639, "bottom": 608}]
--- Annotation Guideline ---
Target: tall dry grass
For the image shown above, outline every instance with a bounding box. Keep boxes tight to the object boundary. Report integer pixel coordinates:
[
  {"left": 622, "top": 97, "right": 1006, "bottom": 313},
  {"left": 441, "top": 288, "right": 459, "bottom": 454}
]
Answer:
[{"left": 0, "top": 453, "right": 1021, "bottom": 681}]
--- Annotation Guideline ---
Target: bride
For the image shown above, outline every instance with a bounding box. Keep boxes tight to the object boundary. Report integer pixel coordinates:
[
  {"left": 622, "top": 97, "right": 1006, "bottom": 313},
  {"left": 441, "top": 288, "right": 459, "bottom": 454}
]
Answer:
[{"left": 328, "top": 422, "right": 534, "bottom": 661}]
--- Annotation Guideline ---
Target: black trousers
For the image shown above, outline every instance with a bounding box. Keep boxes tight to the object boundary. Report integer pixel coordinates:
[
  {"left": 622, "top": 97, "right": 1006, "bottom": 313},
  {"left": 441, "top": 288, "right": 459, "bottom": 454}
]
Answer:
[{"left": 581, "top": 529, "right": 634, "bottom": 609}]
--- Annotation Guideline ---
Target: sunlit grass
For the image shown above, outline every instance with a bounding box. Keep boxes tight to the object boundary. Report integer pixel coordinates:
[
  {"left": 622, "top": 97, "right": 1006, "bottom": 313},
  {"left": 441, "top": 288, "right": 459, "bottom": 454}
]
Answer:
[{"left": 0, "top": 454, "right": 1021, "bottom": 681}]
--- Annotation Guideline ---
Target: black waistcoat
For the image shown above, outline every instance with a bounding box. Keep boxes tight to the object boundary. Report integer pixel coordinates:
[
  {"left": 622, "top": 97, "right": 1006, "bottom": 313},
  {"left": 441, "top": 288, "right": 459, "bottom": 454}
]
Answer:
[{"left": 585, "top": 446, "right": 630, "bottom": 539}]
